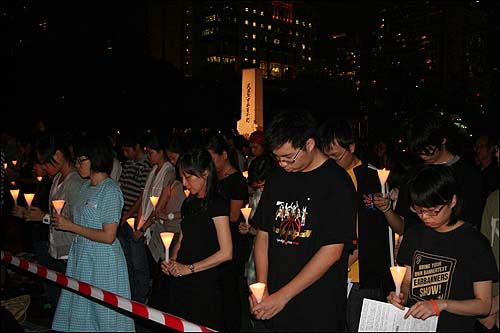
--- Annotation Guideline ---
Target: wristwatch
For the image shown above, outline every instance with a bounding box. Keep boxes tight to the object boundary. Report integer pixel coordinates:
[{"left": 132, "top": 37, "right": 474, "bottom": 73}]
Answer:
[
  {"left": 42, "top": 214, "right": 51, "bottom": 225},
  {"left": 189, "top": 264, "right": 195, "bottom": 274},
  {"left": 167, "top": 212, "right": 175, "bottom": 221}
]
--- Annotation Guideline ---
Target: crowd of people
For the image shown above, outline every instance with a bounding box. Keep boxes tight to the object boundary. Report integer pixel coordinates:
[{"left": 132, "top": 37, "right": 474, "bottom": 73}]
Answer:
[{"left": 0, "top": 108, "right": 498, "bottom": 332}]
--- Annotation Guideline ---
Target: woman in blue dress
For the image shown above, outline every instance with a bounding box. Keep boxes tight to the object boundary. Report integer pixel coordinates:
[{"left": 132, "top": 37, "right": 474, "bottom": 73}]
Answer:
[{"left": 51, "top": 135, "right": 135, "bottom": 332}]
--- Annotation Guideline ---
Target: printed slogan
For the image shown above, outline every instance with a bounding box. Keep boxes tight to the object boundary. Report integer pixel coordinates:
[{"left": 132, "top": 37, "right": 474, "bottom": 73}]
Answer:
[{"left": 410, "top": 250, "right": 456, "bottom": 301}]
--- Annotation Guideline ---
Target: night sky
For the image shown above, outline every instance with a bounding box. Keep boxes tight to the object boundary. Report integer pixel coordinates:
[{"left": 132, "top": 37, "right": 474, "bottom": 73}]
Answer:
[{"left": 2, "top": 1, "right": 498, "bottom": 136}]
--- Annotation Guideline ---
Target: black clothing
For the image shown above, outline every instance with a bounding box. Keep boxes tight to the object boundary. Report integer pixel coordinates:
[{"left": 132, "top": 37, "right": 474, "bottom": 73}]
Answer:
[{"left": 398, "top": 222, "right": 498, "bottom": 332}]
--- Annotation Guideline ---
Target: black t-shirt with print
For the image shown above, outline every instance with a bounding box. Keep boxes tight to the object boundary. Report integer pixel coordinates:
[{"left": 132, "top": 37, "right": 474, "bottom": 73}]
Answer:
[
  {"left": 254, "top": 158, "right": 357, "bottom": 332},
  {"left": 398, "top": 222, "right": 498, "bottom": 332}
]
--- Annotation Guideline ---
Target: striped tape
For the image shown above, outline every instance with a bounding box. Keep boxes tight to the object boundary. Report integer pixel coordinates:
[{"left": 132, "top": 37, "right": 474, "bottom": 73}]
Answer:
[{"left": 1, "top": 250, "right": 215, "bottom": 332}]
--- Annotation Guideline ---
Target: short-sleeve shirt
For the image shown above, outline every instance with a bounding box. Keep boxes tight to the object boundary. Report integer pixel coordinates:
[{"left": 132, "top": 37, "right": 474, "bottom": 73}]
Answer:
[
  {"left": 398, "top": 222, "right": 498, "bottom": 332},
  {"left": 254, "top": 158, "right": 357, "bottom": 331}
]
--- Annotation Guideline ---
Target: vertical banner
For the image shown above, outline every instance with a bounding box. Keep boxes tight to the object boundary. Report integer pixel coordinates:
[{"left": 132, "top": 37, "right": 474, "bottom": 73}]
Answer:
[{"left": 237, "top": 68, "right": 263, "bottom": 137}]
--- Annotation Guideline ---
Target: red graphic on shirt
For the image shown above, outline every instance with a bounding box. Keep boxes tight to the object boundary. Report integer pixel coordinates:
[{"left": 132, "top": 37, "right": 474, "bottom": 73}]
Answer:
[{"left": 275, "top": 201, "right": 308, "bottom": 244}]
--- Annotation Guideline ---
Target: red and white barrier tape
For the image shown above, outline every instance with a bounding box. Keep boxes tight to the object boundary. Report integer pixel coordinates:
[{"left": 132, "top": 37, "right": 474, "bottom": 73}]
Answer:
[{"left": 1, "top": 250, "right": 215, "bottom": 332}]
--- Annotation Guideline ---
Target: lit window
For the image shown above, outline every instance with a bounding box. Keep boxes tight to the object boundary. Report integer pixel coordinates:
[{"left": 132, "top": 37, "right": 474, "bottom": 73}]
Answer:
[
  {"left": 245, "top": 7, "right": 249, "bottom": 12},
  {"left": 253, "top": 22, "right": 256, "bottom": 27},
  {"left": 301, "top": 44, "right": 306, "bottom": 50},
  {"left": 261, "top": 11, "right": 264, "bottom": 16},
  {"left": 253, "top": 9, "right": 256, "bottom": 14},
  {"left": 308, "top": 23, "right": 312, "bottom": 28},
  {"left": 245, "top": 20, "right": 249, "bottom": 25},
  {"left": 253, "top": 34, "right": 256, "bottom": 39},
  {"left": 268, "top": 25, "right": 272, "bottom": 30},
  {"left": 252, "top": 47, "right": 257, "bottom": 52},
  {"left": 274, "top": 38, "right": 280, "bottom": 45},
  {"left": 308, "top": 56, "right": 312, "bottom": 61},
  {"left": 252, "top": 59, "right": 256, "bottom": 64},
  {"left": 296, "top": 19, "right": 299, "bottom": 25}
]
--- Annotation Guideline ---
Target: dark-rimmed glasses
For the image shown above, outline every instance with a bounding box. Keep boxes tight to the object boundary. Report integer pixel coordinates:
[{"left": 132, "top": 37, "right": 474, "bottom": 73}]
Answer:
[
  {"left": 416, "top": 145, "right": 438, "bottom": 156},
  {"left": 410, "top": 202, "right": 449, "bottom": 217},
  {"left": 74, "top": 157, "right": 89, "bottom": 165}
]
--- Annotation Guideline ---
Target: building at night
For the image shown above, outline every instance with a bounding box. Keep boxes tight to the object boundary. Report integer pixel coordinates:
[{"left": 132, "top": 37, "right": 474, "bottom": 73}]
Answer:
[
  {"left": 368, "top": 0, "right": 495, "bottom": 135},
  {"left": 145, "top": 0, "right": 320, "bottom": 80}
]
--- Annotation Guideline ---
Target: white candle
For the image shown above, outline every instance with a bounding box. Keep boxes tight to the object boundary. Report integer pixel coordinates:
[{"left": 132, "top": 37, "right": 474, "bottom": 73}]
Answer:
[
  {"left": 52, "top": 200, "right": 65, "bottom": 214},
  {"left": 160, "top": 232, "right": 175, "bottom": 263},
  {"left": 390, "top": 265, "right": 407, "bottom": 297},
  {"left": 126, "top": 217, "right": 135, "bottom": 230},
  {"left": 149, "top": 196, "right": 159, "bottom": 209},
  {"left": 240, "top": 204, "right": 252, "bottom": 225},
  {"left": 10, "top": 189, "right": 19, "bottom": 204},
  {"left": 242, "top": 170, "right": 249, "bottom": 179},
  {"left": 377, "top": 168, "right": 391, "bottom": 195},
  {"left": 24, "top": 193, "right": 35, "bottom": 207},
  {"left": 249, "top": 282, "right": 266, "bottom": 303}
]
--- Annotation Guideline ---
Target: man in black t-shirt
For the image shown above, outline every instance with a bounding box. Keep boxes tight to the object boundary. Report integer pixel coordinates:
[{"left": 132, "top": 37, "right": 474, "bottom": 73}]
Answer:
[{"left": 249, "top": 110, "right": 357, "bottom": 332}]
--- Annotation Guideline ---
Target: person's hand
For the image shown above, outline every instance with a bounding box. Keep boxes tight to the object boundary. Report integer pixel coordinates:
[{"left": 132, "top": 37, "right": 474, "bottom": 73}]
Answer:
[
  {"left": 11, "top": 205, "right": 27, "bottom": 219},
  {"left": 404, "top": 300, "right": 440, "bottom": 320},
  {"left": 161, "top": 260, "right": 171, "bottom": 276},
  {"left": 238, "top": 222, "right": 251, "bottom": 234},
  {"left": 133, "top": 229, "right": 143, "bottom": 241},
  {"left": 250, "top": 290, "right": 287, "bottom": 321},
  {"left": 167, "top": 260, "right": 189, "bottom": 277},
  {"left": 51, "top": 214, "right": 74, "bottom": 232},
  {"left": 387, "top": 291, "right": 405, "bottom": 310},
  {"left": 479, "top": 313, "right": 497, "bottom": 330},
  {"left": 374, "top": 192, "right": 392, "bottom": 212},
  {"left": 25, "top": 206, "right": 44, "bottom": 221}
]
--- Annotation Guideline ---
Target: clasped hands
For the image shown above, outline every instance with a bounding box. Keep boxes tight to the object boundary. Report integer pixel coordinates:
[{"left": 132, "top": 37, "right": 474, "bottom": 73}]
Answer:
[
  {"left": 161, "top": 260, "right": 188, "bottom": 277},
  {"left": 248, "top": 289, "right": 287, "bottom": 321},
  {"left": 387, "top": 291, "right": 441, "bottom": 320}
]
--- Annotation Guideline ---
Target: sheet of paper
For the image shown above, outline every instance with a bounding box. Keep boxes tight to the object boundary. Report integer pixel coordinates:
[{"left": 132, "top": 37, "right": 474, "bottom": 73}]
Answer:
[{"left": 358, "top": 298, "right": 438, "bottom": 332}]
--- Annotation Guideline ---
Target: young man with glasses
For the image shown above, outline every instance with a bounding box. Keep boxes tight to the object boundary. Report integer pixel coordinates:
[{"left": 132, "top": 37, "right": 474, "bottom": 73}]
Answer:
[
  {"left": 249, "top": 109, "right": 357, "bottom": 331},
  {"left": 376, "top": 112, "right": 484, "bottom": 232},
  {"left": 387, "top": 164, "right": 497, "bottom": 332},
  {"left": 317, "top": 117, "right": 404, "bottom": 332}
]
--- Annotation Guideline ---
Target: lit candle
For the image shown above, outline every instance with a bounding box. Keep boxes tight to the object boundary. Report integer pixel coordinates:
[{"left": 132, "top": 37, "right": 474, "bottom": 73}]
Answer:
[
  {"left": 395, "top": 233, "right": 400, "bottom": 245},
  {"left": 3, "top": 162, "right": 7, "bottom": 170},
  {"left": 184, "top": 189, "right": 190, "bottom": 197},
  {"left": 52, "top": 200, "right": 65, "bottom": 214},
  {"left": 249, "top": 282, "right": 266, "bottom": 303},
  {"left": 390, "top": 265, "right": 407, "bottom": 297},
  {"left": 24, "top": 193, "right": 35, "bottom": 208},
  {"left": 242, "top": 170, "right": 249, "bottom": 179},
  {"left": 160, "top": 232, "right": 175, "bottom": 263},
  {"left": 126, "top": 217, "right": 135, "bottom": 230},
  {"left": 240, "top": 204, "right": 252, "bottom": 225},
  {"left": 376, "top": 168, "right": 391, "bottom": 195},
  {"left": 37, "top": 176, "right": 43, "bottom": 182},
  {"left": 10, "top": 189, "right": 19, "bottom": 204},
  {"left": 149, "top": 196, "right": 159, "bottom": 209},
  {"left": 12, "top": 160, "right": 17, "bottom": 166}
]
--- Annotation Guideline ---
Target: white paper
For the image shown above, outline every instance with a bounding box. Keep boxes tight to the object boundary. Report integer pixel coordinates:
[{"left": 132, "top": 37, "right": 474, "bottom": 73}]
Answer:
[{"left": 358, "top": 298, "right": 438, "bottom": 332}]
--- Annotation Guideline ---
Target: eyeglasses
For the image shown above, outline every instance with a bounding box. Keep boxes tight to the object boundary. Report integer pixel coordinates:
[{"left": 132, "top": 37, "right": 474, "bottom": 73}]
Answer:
[
  {"left": 272, "top": 146, "right": 303, "bottom": 165},
  {"left": 416, "top": 145, "right": 438, "bottom": 156},
  {"left": 410, "top": 203, "right": 449, "bottom": 216},
  {"left": 330, "top": 148, "right": 347, "bottom": 161},
  {"left": 74, "top": 157, "right": 89, "bottom": 165}
]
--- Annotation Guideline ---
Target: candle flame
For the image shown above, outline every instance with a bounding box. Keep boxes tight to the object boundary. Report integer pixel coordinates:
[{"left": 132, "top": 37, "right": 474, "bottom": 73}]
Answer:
[
  {"left": 24, "top": 193, "right": 35, "bottom": 207},
  {"left": 126, "top": 218, "right": 135, "bottom": 230},
  {"left": 149, "top": 196, "right": 159, "bottom": 208},
  {"left": 52, "top": 200, "right": 65, "bottom": 214}
]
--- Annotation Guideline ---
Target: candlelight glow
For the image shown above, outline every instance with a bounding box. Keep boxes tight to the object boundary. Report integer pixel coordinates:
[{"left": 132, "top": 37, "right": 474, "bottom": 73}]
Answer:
[
  {"left": 240, "top": 204, "right": 252, "bottom": 224},
  {"left": 12, "top": 160, "right": 17, "bottom": 166},
  {"left": 24, "top": 193, "right": 35, "bottom": 207},
  {"left": 160, "top": 232, "right": 175, "bottom": 263},
  {"left": 390, "top": 265, "right": 407, "bottom": 296},
  {"left": 3, "top": 162, "right": 7, "bottom": 170},
  {"left": 52, "top": 200, "right": 65, "bottom": 214},
  {"left": 126, "top": 218, "right": 135, "bottom": 230},
  {"left": 242, "top": 170, "right": 249, "bottom": 179},
  {"left": 377, "top": 168, "right": 391, "bottom": 194},
  {"left": 37, "top": 176, "right": 43, "bottom": 182},
  {"left": 149, "top": 196, "right": 159, "bottom": 209},
  {"left": 395, "top": 233, "right": 400, "bottom": 245},
  {"left": 184, "top": 189, "right": 190, "bottom": 197},
  {"left": 249, "top": 282, "right": 266, "bottom": 303},
  {"left": 10, "top": 189, "right": 20, "bottom": 204}
]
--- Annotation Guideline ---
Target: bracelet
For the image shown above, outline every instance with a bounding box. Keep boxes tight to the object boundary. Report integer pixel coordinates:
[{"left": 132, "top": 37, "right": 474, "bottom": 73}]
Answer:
[
  {"left": 429, "top": 299, "right": 440, "bottom": 316},
  {"left": 189, "top": 264, "right": 195, "bottom": 274}
]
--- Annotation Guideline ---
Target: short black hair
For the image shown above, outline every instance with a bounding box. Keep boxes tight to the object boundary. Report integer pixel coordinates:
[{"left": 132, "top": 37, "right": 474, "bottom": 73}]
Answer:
[
  {"left": 408, "top": 164, "right": 462, "bottom": 225},
  {"left": 317, "top": 117, "right": 355, "bottom": 151},
  {"left": 74, "top": 135, "right": 115, "bottom": 174},
  {"left": 248, "top": 154, "right": 277, "bottom": 186},
  {"left": 264, "top": 108, "right": 317, "bottom": 152},
  {"left": 407, "top": 112, "right": 454, "bottom": 154}
]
